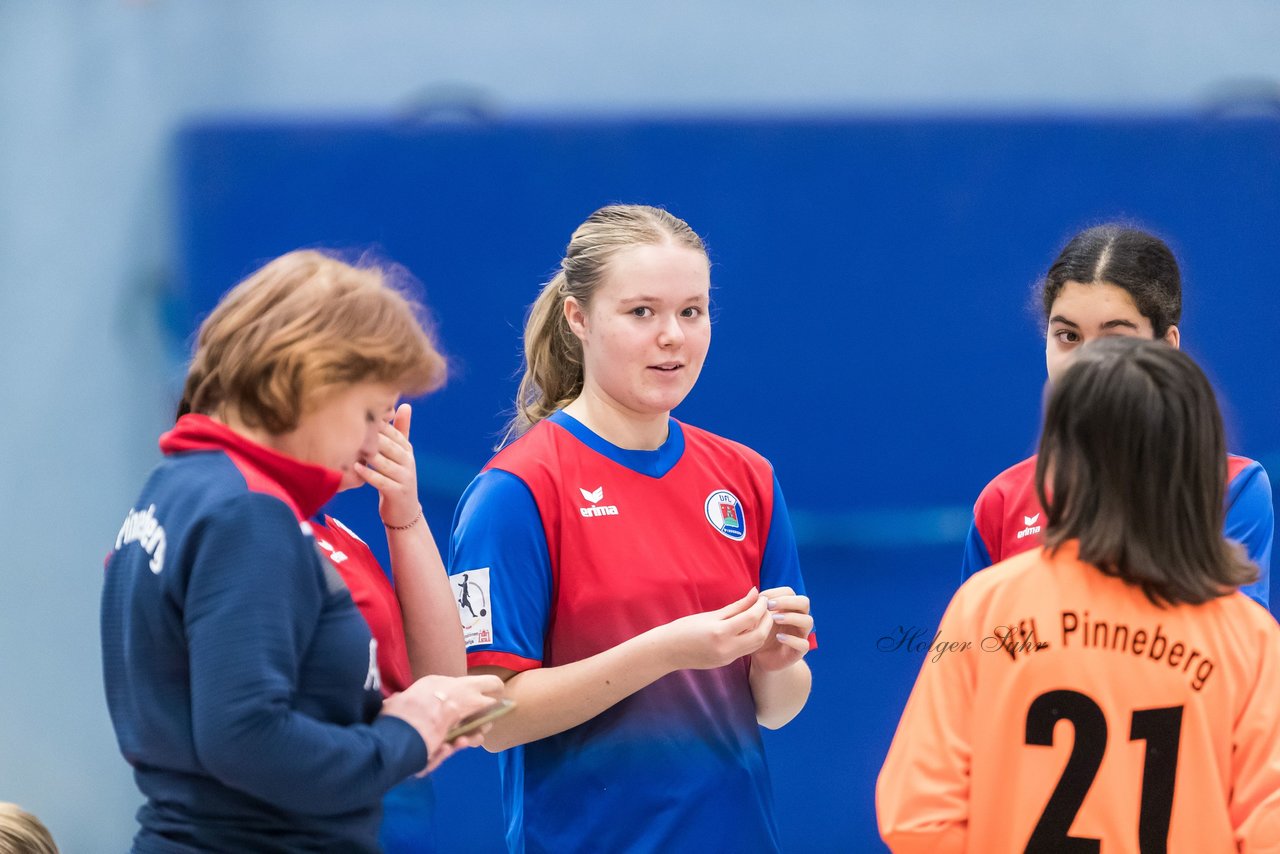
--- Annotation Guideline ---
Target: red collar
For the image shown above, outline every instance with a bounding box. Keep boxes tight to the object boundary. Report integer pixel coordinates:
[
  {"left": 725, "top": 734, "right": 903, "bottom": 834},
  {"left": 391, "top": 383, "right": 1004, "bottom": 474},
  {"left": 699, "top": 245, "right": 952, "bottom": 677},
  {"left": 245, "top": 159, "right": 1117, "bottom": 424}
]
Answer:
[{"left": 160, "top": 414, "right": 342, "bottom": 521}]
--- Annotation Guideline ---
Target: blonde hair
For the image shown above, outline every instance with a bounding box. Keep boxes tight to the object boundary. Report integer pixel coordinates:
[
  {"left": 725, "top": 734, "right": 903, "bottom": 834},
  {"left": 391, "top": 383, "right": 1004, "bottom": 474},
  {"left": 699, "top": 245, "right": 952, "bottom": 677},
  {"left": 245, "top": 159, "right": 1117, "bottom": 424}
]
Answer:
[
  {"left": 0, "top": 803, "right": 59, "bottom": 854},
  {"left": 506, "top": 205, "right": 706, "bottom": 441},
  {"left": 179, "top": 250, "right": 447, "bottom": 433}
]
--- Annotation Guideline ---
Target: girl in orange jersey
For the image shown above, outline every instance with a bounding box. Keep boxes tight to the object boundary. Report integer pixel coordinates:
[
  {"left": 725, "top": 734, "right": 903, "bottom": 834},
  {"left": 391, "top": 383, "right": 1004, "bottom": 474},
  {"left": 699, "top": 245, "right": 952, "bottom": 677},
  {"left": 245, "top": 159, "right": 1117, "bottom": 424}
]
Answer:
[{"left": 878, "top": 337, "right": 1280, "bottom": 853}]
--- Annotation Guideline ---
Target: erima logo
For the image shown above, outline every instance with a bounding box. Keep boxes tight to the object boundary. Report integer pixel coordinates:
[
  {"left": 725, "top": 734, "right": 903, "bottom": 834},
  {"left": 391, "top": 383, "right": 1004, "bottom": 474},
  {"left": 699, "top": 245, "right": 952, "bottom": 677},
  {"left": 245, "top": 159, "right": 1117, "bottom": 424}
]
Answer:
[
  {"left": 578, "top": 485, "right": 619, "bottom": 518},
  {"left": 316, "top": 538, "right": 349, "bottom": 565},
  {"left": 1016, "top": 513, "right": 1042, "bottom": 540},
  {"left": 116, "top": 504, "right": 167, "bottom": 574}
]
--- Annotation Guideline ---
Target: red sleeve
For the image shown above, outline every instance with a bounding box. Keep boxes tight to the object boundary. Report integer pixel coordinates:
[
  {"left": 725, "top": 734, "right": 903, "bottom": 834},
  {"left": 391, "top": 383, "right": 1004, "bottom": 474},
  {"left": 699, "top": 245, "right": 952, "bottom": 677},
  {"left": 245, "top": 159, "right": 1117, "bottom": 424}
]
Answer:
[{"left": 467, "top": 650, "right": 543, "bottom": 672}]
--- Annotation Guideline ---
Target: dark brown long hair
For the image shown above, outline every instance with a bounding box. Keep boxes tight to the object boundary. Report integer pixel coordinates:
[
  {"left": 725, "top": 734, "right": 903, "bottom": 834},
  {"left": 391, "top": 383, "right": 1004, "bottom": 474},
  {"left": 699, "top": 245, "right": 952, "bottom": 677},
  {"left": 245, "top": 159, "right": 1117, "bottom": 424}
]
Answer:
[{"left": 1036, "top": 337, "right": 1257, "bottom": 605}]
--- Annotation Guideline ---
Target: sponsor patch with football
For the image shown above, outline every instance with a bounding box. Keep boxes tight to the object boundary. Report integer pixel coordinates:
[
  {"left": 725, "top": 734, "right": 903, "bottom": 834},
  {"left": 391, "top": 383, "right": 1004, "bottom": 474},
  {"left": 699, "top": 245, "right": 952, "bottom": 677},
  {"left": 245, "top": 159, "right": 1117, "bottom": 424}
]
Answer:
[{"left": 450, "top": 567, "right": 494, "bottom": 647}]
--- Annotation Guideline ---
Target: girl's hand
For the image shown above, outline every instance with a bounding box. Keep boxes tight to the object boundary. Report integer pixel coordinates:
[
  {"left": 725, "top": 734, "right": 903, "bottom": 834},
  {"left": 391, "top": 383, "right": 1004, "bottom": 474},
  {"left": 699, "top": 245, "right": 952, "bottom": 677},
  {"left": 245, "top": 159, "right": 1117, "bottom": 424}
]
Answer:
[
  {"left": 656, "top": 588, "right": 773, "bottom": 671},
  {"left": 750, "top": 587, "right": 813, "bottom": 672}
]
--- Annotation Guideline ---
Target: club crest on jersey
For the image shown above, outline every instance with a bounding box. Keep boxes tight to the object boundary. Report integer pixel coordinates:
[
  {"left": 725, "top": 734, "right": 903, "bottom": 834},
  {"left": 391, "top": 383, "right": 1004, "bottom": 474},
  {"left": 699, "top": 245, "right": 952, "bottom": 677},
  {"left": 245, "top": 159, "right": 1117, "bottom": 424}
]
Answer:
[
  {"left": 578, "top": 485, "right": 619, "bottom": 518},
  {"left": 705, "top": 490, "right": 746, "bottom": 541},
  {"left": 450, "top": 568, "right": 494, "bottom": 647}
]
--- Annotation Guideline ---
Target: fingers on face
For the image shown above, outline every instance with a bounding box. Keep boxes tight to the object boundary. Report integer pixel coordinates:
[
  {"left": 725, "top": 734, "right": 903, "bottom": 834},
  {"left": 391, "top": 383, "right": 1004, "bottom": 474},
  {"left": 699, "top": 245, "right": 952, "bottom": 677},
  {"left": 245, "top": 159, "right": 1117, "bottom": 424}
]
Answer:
[
  {"left": 362, "top": 434, "right": 415, "bottom": 486},
  {"left": 392, "top": 402, "right": 413, "bottom": 438},
  {"left": 377, "top": 426, "right": 412, "bottom": 459},
  {"left": 354, "top": 461, "right": 391, "bottom": 490}
]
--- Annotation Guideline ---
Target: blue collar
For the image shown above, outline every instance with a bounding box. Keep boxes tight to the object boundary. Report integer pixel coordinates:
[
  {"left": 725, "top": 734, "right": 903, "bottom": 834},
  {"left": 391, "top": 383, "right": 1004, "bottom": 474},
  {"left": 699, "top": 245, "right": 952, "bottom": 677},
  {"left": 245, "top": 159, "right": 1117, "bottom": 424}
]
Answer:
[{"left": 547, "top": 410, "right": 685, "bottom": 478}]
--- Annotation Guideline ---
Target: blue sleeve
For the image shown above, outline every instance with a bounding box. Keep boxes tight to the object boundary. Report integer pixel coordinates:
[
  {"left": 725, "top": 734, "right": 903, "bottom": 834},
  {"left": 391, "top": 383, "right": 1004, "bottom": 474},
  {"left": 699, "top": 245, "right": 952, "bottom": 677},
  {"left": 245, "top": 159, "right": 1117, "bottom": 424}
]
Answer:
[
  {"left": 448, "top": 469, "right": 553, "bottom": 665},
  {"left": 1226, "top": 462, "right": 1274, "bottom": 613},
  {"left": 185, "top": 495, "right": 426, "bottom": 814},
  {"left": 960, "top": 517, "right": 993, "bottom": 583},
  {"left": 760, "top": 473, "right": 806, "bottom": 596}
]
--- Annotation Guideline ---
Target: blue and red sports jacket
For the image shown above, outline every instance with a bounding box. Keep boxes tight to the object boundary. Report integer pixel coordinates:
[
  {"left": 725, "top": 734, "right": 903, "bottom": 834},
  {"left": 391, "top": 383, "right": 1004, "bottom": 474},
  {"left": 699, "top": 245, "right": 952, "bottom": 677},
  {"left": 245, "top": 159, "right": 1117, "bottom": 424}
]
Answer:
[{"left": 101, "top": 414, "right": 426, "bottom": 853}]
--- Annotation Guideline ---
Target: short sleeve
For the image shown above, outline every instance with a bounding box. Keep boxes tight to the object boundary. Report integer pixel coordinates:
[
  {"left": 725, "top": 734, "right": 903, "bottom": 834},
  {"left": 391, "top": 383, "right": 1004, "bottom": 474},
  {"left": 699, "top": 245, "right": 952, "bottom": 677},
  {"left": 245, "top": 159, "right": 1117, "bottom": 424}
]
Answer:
[
  {"left": 449, "top": 469, "right": 554, "bottom": 671},
  {"left": 1225, "top": 461, "right": 1274, "bottom": 613},
  {"left": 961, "top": 475, "right": 1007, "bottom": 582},
  {"left": 959, "top": 518, "right": 994, "bottom": 583},
  {"left": 759, "top": 473, "right": 804, "bottom": 594},
  {"left": 759, "top": 473, "right": 817, "bottom": 649}
]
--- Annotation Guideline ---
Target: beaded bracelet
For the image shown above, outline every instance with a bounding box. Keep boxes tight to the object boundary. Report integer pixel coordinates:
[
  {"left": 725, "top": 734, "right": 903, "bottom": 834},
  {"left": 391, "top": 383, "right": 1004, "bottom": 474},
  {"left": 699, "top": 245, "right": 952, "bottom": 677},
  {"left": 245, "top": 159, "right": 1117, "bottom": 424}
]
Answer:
[{"left": 385, "top": 508, "right": 423, "bottom": 531}]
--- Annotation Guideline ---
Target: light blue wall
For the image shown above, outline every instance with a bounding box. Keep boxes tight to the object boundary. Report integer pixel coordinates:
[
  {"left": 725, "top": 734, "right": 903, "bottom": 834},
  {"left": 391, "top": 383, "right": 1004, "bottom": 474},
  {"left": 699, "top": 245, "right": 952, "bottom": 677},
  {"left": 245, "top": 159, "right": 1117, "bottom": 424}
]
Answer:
[{"left": 1, "top": 2, "right": 1278, "bottom": 850}]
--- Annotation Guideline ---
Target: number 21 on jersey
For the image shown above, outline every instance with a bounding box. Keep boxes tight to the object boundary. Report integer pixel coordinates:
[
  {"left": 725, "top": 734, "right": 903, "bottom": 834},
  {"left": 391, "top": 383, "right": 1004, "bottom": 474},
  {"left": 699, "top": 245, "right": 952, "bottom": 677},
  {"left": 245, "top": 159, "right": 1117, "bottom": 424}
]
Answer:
[{"left": 1025, "top": 689, "right": 1182, "bottom": 854}]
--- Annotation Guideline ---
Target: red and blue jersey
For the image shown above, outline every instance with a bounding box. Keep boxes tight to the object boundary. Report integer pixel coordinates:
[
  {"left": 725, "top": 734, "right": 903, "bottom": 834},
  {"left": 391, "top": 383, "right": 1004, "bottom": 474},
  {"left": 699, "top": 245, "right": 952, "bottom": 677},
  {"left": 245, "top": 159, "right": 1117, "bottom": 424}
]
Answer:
[
  {"left": 961, "top": 454, "right": 1273, "bottom": 612},
  {"left": 449, "top": 410, "right": 808, "bottom": 854}
]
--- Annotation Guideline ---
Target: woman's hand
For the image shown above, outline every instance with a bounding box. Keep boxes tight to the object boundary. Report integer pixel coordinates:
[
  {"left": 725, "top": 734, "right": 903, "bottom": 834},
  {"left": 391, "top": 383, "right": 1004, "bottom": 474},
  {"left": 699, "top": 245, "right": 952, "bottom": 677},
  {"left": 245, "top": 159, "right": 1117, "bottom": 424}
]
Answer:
[
  {"left": 354, "top": 403, "right": 421, "bottom": 529},
  {"left": 381, "top": 673, "right": 506, "bottom": 774},
  {"left": 750, "top": 587, "right": 813, "bottom": 673},
  {"left": 655, "top": 588, "right": 774, "bottom": 672}
]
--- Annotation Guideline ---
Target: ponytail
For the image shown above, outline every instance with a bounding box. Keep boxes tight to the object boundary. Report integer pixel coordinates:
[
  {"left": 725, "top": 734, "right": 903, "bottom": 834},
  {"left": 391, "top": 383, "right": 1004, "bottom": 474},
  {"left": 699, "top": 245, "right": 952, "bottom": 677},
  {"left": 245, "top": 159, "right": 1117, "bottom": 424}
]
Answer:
[
  {"left": 500, "top": 204, "right": 707, "bottom": 446},
  {"left": 503, "top": 271, "right": 584, "bottom": 442}
]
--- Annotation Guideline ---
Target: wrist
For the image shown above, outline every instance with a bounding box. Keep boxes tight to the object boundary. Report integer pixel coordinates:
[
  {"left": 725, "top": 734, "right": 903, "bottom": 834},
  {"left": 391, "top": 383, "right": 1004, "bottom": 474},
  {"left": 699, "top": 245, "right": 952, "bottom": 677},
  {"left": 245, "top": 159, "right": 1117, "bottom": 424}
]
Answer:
[
  {"left": 749, "top": 652, "right": 778, "bottom": 671},
  {"left": 637, "top": 622, "right": 683, "bottom": 675},
  {"left": 384, "top": 506, "right": 423, "bottom": 531},
  {"left": 752, "top": 652, "right": 805, "bottom": 676}
]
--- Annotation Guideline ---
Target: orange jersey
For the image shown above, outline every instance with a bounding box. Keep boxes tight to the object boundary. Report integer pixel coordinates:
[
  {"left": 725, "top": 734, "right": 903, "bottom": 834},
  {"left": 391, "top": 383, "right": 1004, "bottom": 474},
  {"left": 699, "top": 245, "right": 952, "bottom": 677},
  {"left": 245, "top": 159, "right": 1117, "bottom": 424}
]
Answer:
[{"left": 877, "top": 542, "right": 1280, "bottom": 854}]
